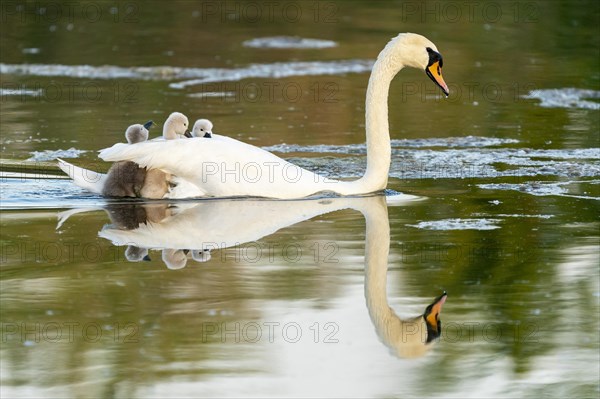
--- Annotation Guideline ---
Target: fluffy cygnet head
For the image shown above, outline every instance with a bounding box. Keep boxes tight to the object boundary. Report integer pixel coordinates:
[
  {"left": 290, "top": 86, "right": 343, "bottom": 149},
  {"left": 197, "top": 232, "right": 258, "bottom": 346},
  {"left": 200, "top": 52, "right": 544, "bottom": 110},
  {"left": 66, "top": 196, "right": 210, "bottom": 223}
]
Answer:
[
  {"left": 162, "top": 248, "right": 188, "bottom": 270},
  {"left": 124, "top": 124, "right": 150, "bottom": 144},
  {"left": 163, "top": 112, "right": 190, "bottom": 140},
  {"left": 125, "top": 246, "right": 151, "bottom": 262},
  {"left": 192, "top": 249, "right": 211, "bottom": 262},
  {"left": 191, "top": 119, "right": 214, "bottom": 138}
]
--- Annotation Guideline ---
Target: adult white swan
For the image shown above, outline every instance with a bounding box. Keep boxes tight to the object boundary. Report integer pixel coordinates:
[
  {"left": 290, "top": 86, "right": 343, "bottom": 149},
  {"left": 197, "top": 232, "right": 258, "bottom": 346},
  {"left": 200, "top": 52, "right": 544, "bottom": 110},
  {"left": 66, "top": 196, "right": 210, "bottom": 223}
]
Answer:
[{"left": 99, "top": 33, "right": 449, "bottom": 199}]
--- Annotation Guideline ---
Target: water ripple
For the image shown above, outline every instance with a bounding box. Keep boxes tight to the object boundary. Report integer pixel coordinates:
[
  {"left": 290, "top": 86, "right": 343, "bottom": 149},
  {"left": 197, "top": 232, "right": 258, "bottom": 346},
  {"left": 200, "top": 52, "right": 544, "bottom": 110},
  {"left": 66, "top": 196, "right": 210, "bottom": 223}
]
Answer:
[
  {"left": 264, "top": 136, "right": 521, "bottom": 154},
  {"left": 408, "top": 218, "right": 502, "bottom": 230},
  {"left": 478, "top": 181, "right": 600, "bottom": 200},
  {"left": 27, "top": 148, "right": 88, "bottom": 162},
  {"left": 524, "top": 88, "right": 600, "bottom": 110},
  {"left": 269, "top": 140, "right": 600, "bottom": 180},
  {"left": 242, "top": 36, "right": 337, "bottom": 49},
  {"left": 0, "top": 60, "right": 374, "bottom": 90},
  {"left": 0, "top": 88, "right": 43, "bottom": 97}
]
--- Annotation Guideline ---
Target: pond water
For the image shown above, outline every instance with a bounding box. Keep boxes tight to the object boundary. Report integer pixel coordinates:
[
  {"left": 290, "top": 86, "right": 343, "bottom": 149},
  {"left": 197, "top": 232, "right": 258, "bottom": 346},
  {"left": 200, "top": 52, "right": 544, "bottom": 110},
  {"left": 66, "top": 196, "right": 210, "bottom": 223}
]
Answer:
[{"left": 1, "top": 1, "right": 599, "bottom": 398}]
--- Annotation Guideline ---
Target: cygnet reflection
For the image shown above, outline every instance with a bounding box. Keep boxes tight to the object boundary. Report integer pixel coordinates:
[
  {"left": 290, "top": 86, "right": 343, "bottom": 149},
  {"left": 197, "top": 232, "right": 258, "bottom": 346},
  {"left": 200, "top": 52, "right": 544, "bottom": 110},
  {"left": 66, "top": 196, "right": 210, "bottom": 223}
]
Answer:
[{"left": 56, "top": 195, "right": 447, "bottom": 357}]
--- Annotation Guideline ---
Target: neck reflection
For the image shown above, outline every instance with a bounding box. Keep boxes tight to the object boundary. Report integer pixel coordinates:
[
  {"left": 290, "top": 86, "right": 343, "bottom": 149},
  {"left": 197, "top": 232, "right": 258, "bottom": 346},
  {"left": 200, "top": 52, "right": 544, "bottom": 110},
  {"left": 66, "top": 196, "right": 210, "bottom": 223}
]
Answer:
[{"left": 57, "top": 194, "right": 444, "bottom": 356}]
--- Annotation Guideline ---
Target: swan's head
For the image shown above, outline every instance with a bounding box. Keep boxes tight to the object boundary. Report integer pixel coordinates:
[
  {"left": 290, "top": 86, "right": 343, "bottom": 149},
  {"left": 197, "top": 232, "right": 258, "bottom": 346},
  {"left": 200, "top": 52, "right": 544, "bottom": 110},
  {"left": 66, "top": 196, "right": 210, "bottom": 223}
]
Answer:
[
  {"left": 423, "top": 291, "right": 447, "bottom": 342},
  {"left": 374, "top": 291, "right": 448, "bottom": 358},
  {"left": 162, "top": 248, "right": 188, "bottom": 270},
  {"left": 191, "top": 119, "right": 214, "bottom": 138},
  {"left": 385, "top": 33, "right": 449, "bottom": 97},
  {"left": 163, "top": 112, "right": 190, "bottom": 139},
  {"left": 125, "top": 245, "right": 151, "bottom": 262},
  {"left": 124, "top": 124, "right": 150, "bottom": 144},
  {"left": 192, "top": 249, "right": 211, "bottom": 262}
]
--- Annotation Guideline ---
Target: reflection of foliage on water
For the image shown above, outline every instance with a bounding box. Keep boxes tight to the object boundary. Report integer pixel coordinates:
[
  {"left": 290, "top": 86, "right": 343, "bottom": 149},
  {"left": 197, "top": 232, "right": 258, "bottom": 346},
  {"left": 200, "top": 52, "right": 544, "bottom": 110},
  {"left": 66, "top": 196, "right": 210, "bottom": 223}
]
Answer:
[
  {"left": 2, "top": 1, "right": 599, "bottom": 160},
  {"left": 2, "top": 184, "right": 598, "bottom": 396},
  {"left": 1, "top": 0, "right": 599, "bottom": 396},
  {"left": 388, "top": 183, "right": 599, "bottom": 389},
  {"left": 1, "top": 206, "right": 353, "bottom": 394}
]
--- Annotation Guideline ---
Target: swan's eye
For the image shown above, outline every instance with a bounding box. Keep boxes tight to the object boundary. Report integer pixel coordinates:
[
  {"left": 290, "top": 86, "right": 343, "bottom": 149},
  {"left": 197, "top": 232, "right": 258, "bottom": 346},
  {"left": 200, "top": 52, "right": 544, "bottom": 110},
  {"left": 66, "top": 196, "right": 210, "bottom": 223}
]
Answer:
[
  {"left": 426, "top": 47, "right": 443, "bottom": 69},
  {"left": 201, "top": 128, "right": 204, "bottom": 131}
]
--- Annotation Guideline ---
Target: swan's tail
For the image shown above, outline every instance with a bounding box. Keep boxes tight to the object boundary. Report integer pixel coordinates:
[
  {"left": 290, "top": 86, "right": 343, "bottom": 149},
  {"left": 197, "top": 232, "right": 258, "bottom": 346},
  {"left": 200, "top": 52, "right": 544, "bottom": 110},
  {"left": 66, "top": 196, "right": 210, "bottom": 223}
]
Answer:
[
  {"left": 56, "top": 207, "right": 103, "bottom": 230},
  {"left": 57, "top": 158, "right": 107, "bottom": 195}
]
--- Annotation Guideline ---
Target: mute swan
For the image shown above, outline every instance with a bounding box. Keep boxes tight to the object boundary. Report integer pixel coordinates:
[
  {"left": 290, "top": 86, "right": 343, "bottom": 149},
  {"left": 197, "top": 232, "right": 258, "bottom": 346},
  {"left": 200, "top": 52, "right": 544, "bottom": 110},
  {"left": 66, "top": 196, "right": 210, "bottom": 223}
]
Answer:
[
  {"left": 58, "top": 113, "right": 190, "bottom": 197},
  {"left": 192, "top": 249, "right": 211, "bottom": 262},
  {"left": 103, "top": 120, "right": 179, "bottom": 198},
  {"left": 161, "top": 112, "right": 190, "bottom": 140},
  {"left": 142, "top": 112, "right": 190, "bottom": 198},
  {"left": 162, "top": 248, "right": 189, "bottom": 270},
  {"left": 126, "top": 121, "right": 153, "bottom": 143},
  {"left": 163, "top": 118, "right": 214, "bottom": 197},
  {"left": 99, "top": 33, "right": 449, "bottom": 199},
  {"left": 125, "top": 246, "right": 151, "bottom": 262},
  {"left": 191, "top": 119, "right": 214, "bottom": 138},
  {"left": 57, "top": 123, "right": 149, "bottom": 196},
  {"left": 102, "top": 122, "right": 152, "bottom": 197}
]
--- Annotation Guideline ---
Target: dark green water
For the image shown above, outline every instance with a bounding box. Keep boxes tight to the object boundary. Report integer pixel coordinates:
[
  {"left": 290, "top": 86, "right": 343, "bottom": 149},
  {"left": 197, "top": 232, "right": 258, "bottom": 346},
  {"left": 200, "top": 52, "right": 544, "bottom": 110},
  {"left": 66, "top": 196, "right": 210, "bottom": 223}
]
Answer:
[{"left": 1, "top": 1, "right": 599, "bottom": 397}]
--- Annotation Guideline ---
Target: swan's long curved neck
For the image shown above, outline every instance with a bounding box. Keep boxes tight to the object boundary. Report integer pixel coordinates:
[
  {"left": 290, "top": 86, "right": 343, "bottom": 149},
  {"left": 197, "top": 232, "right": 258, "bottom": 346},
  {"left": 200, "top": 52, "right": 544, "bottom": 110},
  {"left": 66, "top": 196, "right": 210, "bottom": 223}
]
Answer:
[
  {"left": 332, "top": 43, "right": 405, "bottom": 196},
  {"left": 361, "top": 196, "right": 430, "bottom": 358},
  {"left": 359, "top": 61, "right": 398, "bottom": 191},
  {"left": 362, "top": 197, "right": 394, "bottom": 320}
]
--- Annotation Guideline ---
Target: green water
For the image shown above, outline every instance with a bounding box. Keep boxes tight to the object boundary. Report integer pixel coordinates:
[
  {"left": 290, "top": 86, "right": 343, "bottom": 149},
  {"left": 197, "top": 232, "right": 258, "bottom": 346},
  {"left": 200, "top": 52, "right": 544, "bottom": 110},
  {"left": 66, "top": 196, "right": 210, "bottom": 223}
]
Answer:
[{"left": 1, "top": 1, "right": 599, "bottom": 398}]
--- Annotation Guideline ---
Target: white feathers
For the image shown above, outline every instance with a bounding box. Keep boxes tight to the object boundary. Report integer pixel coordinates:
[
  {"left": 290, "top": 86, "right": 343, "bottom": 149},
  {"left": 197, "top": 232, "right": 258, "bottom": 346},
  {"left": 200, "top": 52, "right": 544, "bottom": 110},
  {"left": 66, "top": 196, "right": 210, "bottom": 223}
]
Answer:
[{"left": 62, "top": 33, "right": 444, "bottom": 199}]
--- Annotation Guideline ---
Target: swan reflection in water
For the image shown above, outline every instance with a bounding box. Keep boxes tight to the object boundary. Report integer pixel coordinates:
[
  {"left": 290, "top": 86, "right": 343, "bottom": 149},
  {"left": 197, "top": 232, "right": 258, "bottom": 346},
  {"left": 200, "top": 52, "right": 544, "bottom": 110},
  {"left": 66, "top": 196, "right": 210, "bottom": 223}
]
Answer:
[{"left": 57, "top": 194, "right": 447, "bottom": 357}]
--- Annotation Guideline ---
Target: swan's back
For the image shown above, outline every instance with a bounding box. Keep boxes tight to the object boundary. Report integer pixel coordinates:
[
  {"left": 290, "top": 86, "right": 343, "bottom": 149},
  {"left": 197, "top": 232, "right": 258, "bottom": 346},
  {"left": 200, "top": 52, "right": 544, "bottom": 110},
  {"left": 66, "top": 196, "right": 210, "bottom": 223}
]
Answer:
[{"left": 99, "top": 134, "right": 337, "bottom": 198}]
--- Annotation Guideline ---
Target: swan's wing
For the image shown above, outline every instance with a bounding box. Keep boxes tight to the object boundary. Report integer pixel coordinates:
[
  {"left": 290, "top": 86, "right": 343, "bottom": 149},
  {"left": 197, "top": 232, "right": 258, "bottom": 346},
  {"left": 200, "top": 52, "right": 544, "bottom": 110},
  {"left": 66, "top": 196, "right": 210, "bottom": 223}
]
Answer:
[
  {"left": 168, "top": 175, "right": 207, "bottom": 198},
  {"left": 99, "top": 135, "right": 334, "bottom": 199}
]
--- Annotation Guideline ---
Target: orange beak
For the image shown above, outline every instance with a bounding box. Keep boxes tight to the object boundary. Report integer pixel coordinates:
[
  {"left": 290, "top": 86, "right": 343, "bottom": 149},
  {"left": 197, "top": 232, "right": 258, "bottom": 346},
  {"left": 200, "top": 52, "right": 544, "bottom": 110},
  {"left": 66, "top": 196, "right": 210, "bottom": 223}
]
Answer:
[
  {"left": 426, "top": 61, "right": 449, "bottom": 97},
  {"left": 425, "top": 292, "right": 447, "bottom": 332}
]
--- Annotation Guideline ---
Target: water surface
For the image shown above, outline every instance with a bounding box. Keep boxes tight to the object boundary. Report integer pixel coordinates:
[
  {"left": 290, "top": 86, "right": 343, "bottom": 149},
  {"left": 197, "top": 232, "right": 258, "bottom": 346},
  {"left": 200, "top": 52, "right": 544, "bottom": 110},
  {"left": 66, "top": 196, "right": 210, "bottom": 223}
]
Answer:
[{"left": 1, "top": 1, "right": 599, "bottom": 398}]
